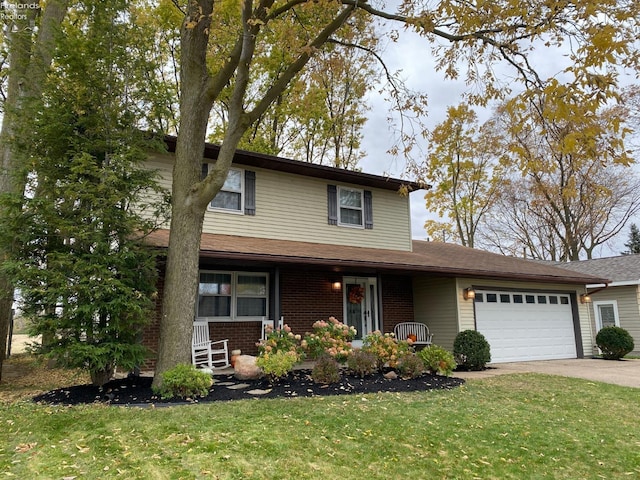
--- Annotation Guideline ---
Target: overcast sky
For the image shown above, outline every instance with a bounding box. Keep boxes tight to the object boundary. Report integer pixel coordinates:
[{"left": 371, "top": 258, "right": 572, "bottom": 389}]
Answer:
[{"left": 355, "top": 28, "right": 638, "bottom": 257}]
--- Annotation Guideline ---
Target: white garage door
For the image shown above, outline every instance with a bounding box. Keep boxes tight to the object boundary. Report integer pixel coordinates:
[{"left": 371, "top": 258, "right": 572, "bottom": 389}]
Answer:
[{"left": 475, "top": 290, "right": 577, "bottom": 363}]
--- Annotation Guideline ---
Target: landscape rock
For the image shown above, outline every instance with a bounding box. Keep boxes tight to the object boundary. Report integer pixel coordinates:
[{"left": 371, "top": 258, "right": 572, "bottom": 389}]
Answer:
[
  {"left": 234, "top": 355, "right": 263, "bottom": 380},
  {"left": 383, "top": 370, "right": 398, "bottom": 380}
]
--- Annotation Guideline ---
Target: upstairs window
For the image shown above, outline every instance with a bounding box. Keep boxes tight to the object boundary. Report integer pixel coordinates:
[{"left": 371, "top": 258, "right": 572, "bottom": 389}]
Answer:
[
  {"left": 339, "top": 187, "right": 363, "bottom": 227},
  {"left": 328, "top": 185, "right": 373, "bottom": 229},
  {"left": 211, "top": 168, "right": 243, "bottom": 212},
  {"left": 203, "top": 165, "right": 256, "bottom": 215}
]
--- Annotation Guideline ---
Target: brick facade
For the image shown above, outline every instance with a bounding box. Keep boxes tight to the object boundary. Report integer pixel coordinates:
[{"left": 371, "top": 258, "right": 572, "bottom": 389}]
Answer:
[
  {"left": 380, "top": 274, "right": 415, "bottom": 333},
  {"left": 279, "top": 268, "right": 344, "bottom": 336},
  {"left": 140, "top": 263, "right": 415, "bottom": 371}
]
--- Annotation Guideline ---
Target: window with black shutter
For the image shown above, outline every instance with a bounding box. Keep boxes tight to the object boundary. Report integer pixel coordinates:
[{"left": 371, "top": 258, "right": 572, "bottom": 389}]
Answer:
[
  {"left": 327, "top": 185, "right": 373, "bottom": 229},
  {"left": 202, "top": 165, "right": 256, "bottom": 214}
]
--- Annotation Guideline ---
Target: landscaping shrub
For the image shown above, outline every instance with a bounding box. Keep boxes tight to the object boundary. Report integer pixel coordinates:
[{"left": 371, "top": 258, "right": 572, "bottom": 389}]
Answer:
[
  {"left": 362, "top": 331, "right": 412, "bottom": 369},
  {"left": 303, "top": 316, "right": 356, "bottom": 362},
  {"left": 346, "top": 349, "right": 379, "bottom": 377},
  {"left": 256, "top": 350, "right": 300, "bottom": 382},
  {"left": 453, "top": 330, "right": 491, "bottom": 370},
  {"left": 419, "top": 345, "right": 457, "bottom": 376},
  {"left": 257, "top": 324, "right": 303, "bottom": 361},
  {"left": 396, "top": 353, "right": 424, "bottom": 379},
  {"left": 596, "top": 326, "right": 635, "bottom": 360},
  {"left": 152, "top": 363, "right": 212, "bottom": 400},
  {"left": 312, "top": 355, "right": 342, "bottom": 384}
]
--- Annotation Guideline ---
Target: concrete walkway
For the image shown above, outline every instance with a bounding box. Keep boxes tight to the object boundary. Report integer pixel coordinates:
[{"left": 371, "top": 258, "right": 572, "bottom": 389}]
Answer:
[{"left": 454, "top": 358, "right": 640, "bottom": 388}]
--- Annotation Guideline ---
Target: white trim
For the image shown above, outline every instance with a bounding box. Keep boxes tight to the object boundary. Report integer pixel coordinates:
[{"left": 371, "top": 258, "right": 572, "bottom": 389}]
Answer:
[
  {"left": 593, "top": 300, "right": 620, "bottom": 331},
  {"left": 337, "top": 186, "right": 364, "bottom": 228},
  {"left": 587, "top": 280, "right": 640, "bottom": 288}
]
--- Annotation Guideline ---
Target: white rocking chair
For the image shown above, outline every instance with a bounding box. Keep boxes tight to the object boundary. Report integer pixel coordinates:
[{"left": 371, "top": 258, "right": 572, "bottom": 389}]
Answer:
[
  {"left": 192, "top": 322, "right": 230, "bottom": 369},
  {"left": 261, "top": 316, "right": 285, "bottom": 340}
]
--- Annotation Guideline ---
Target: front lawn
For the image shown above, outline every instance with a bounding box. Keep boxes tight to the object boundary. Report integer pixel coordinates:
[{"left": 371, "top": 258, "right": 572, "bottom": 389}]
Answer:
[{"left": 1, "top": 366, "right": 639, "bottom": 479}]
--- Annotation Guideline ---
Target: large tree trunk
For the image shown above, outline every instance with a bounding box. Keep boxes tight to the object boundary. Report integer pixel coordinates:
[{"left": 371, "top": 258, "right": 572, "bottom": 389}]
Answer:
[
  {"left": 151, "top": 1, "right": 215, "bottom": 388},
  {"left": 151, "top": 0, "right": 356, "bottom": 387}
]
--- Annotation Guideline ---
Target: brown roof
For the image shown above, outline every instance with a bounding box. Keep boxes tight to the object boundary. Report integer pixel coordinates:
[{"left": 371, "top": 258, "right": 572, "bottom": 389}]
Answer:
[
  {"left": 163, "top": 136, "right": 425, "bottom": 193},
  {"left": 146, "top": 230, "right": 608, "bottom": 285}
]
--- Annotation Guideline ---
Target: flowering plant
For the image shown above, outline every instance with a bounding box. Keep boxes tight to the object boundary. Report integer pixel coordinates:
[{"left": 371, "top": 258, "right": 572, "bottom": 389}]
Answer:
[
  {"left": 257, "top": 324, "right": 303, "bottom": 362},
  {"left": 303, "top": 316, "right": 356, "bottom": 363},
  {"left": 362, "top": 330, "right": 413, "bottom": 369},
  {"left": 256, "top": 324, "right": 304, "bottom": 381}
]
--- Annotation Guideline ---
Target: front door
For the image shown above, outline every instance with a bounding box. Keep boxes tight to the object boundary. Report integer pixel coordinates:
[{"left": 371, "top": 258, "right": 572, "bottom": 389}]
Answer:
[{"left": 343, "top": 277, "right": 378, "bottom": 347}]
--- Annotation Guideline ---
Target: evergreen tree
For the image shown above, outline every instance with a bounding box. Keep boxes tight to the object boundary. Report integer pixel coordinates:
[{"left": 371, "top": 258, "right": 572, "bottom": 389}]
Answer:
[
  {"left": 622, "top": 224, "right": 640, "bottom": 255},
  {"left": 0, "top": 0, "right": 170, "bottom": 386}
]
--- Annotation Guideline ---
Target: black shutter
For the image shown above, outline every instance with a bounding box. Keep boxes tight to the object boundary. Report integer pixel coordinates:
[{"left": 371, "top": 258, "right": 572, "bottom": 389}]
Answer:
[
  {"left": 244, "top": 170, "right": 256, "bottom": 215},
  {"left": 327, "top": 185, "right": 338, "bottom": 225},
  {"left": 201, "top": 163, "right": 208, "bottom": 180},
  {"left": 364, "top": 190, "right": 373, "bottom": 229}
]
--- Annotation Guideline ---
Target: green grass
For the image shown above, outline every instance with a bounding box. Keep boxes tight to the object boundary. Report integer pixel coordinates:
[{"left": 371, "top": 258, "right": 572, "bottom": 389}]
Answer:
[{"left": 1, "top": 374, "right": 639, "bottom": 479}]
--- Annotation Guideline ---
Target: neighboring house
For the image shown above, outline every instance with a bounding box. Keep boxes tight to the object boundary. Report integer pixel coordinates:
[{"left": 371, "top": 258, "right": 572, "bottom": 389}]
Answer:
[
  {"left": 140, "top": 137, "right": 608, "bottom": 369},
  {"left": 555, "top": 255, "right": 640, "bottom": 355}
]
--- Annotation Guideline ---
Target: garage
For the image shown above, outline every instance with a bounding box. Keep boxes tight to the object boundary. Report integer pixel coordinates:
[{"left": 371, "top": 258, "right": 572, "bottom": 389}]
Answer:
[{"left": 474, "top": 290, "right": 577, "bottom": 363}]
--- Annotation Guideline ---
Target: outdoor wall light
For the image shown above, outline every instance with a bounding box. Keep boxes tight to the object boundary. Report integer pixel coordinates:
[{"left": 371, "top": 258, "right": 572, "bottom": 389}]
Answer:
[
  {"left": 463, "top": 287, "right": 476, "bottom": 301},
  {"left": 331, "top": 280, "right": 342, "bottom": 292},
  {"left": 580, "top": 293, "right": 592, "bottom": 304}
]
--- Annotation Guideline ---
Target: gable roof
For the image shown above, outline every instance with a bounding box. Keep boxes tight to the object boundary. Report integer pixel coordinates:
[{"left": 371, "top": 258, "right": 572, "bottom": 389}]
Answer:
[
  {"left": 146, "top": 229, "right": 607, "bottom": 285},
  {"left": 554, "top": 255, "right": 640, "bottom": 285},
  {"left": 163, "top": 135, "right": 426, "bottom": 193}
]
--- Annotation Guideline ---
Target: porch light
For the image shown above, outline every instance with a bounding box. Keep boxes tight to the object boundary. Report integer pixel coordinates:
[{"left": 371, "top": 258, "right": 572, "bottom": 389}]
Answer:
[
  {"left": 580, "top": 293, "right": 592, "bottom": 304},
  {"left": 463, "top": 287, "right": 476, "bottom": 301},
  {"left": 331, "top": 280, "right": 342, "bottom": 292}
]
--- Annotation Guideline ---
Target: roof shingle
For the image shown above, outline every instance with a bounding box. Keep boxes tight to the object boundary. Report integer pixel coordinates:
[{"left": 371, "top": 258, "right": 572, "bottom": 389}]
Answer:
[
  {"left": 146, "top": 230, "right": 607, "bottom": 285},
  {"left": 554, "top": 255, "right": 640, "bottom": 284}
]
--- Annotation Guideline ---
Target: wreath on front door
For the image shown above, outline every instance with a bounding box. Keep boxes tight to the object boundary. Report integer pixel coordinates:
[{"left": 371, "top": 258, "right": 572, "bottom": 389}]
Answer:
[{"left": 348, "top": 285, "right": 365, "bottom": 304}]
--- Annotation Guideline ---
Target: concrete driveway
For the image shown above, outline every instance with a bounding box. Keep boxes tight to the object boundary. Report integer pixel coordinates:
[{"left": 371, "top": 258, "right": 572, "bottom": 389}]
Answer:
[{"left": 455, "top": 358, "right": 640, "bottom": 388}]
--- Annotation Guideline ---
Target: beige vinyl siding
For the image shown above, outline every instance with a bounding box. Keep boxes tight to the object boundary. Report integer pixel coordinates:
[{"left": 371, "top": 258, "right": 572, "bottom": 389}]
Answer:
[
  {"left": 134, "top": 154, "right": 173, "bottom": 228},
  {"left": 412, "top": 277, "right": 459, "bottom": 351},
  {"left": 144, "top": 153, "right": 413, "bottom": 251},
  {"left": 455, "top": 278, "right": 594, "bottom": 358},
  {"left": 591, "top": 285, "right": 640, "bottom": 355}
]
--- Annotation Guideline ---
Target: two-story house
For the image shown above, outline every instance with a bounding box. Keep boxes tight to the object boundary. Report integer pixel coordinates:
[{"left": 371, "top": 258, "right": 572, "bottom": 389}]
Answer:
[{"left": 141, "top": 137, "right": 608, "bottom": 368}]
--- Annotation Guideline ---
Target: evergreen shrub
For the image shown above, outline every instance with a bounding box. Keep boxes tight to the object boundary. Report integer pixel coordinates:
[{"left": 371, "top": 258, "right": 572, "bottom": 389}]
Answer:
[
  {"left": 596, "top": 326, "right": 634, "bottom": 360},
  {"left": 153, "top": 364, "right": 213, "bottom": 400},
  {"left": 453, "top": 330, "right": 491, "bottom": 370}
]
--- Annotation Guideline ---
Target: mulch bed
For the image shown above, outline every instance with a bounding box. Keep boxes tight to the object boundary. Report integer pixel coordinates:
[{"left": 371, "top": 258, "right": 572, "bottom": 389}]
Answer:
[{"left": 33, "top": 370, "right": 465, "bottom": 406}]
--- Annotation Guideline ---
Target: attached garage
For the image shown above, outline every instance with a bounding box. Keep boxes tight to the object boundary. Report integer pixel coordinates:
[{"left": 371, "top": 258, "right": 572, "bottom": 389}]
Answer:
[{"left": 474, "top": 290, "right": 578, "bottom": 363}]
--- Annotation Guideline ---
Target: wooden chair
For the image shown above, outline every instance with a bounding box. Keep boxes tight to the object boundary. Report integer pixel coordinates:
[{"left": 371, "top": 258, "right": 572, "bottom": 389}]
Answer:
[
  {"left": 393, "top": 322, "right": 433, "bottom": 347},
  {"left": 192, "top": 322, "right": 230, "bottom": 369}
]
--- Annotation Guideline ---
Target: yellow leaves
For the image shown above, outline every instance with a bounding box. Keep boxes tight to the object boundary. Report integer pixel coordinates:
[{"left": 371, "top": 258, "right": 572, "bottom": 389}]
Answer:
[
  {"left": 246, "top": 18, "right": 264, "bottom": 27},
  {"left": 15, "top": 442, "right": 37, "bottom": 453},
  {"left": 75, "top": 444, "right": 90, "bottom": 454}
]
